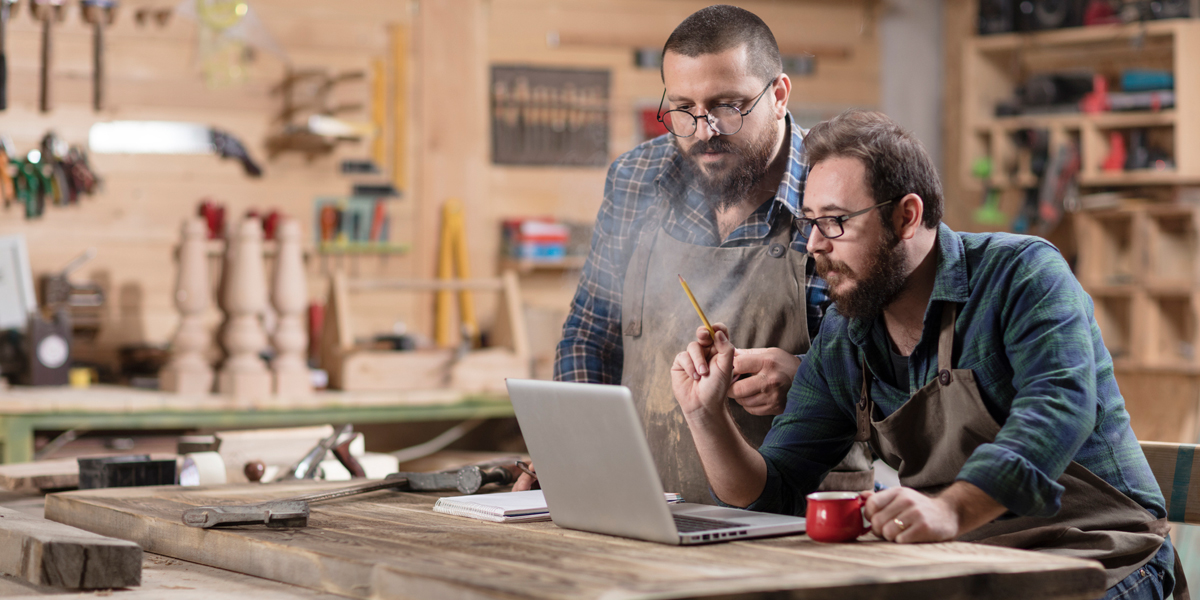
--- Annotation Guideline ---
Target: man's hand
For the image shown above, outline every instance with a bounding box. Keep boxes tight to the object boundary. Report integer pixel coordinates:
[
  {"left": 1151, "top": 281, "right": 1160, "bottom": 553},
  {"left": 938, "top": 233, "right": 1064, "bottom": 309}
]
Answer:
[
  {"left": 862, "top": 488, "right": 960, "bottom": 542},
  {"left": 730, "top": 348, "right": 801, "bottom": 416},
  {"left": 862, "top": 482, "right": 1007, "bottom": 543},
  {"left": 513, "top": 462, "right": 537, "bottom": 491},
  {"left": 671, "top": 323, "right": 736, "bottom": 420}
]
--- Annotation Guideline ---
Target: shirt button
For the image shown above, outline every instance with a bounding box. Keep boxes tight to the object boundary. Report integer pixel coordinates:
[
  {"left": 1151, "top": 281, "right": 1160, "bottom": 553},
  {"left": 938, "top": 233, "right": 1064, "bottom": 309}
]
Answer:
[
  {"left": 938, "top": 370, "right": 951, "bottom": 386},
  {"left": 769, "top": 243, "right": 785, "bottom": 258}
]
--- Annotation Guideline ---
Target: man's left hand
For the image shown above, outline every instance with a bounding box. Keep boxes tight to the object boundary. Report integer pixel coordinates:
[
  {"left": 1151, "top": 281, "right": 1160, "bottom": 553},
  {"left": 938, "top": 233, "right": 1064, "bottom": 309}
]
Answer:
[
  {"left": 730, "top": 348, "right": 801, "bottom": 416},
  {"left": 862, "top": 481, "right": 1007, "bottom": 543},
  {"left": 862, "top": 487, "right": 961, "bottom": 543}
]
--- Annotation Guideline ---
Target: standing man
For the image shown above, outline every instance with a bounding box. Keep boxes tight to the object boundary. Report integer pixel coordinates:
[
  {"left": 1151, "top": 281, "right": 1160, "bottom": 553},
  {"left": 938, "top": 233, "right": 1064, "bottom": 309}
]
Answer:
[
  {"left": 672, "top": 109, "right": 1177, "bottom": 599},
  {"left": 525, "top": 5, "right": 870, "bottom": 504}
]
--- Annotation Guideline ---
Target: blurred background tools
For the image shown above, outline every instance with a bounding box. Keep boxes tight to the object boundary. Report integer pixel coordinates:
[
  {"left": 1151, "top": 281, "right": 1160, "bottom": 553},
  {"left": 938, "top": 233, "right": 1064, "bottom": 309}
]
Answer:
[{"left": 182, "top": 460, "right": 524, "bottom": 528}]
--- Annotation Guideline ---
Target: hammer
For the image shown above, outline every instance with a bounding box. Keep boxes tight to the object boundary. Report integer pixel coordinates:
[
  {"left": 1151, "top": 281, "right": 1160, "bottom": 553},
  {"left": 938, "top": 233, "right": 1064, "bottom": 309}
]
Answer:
[{"left": 182, "top": 464, "right": 520, "bottom": 528}]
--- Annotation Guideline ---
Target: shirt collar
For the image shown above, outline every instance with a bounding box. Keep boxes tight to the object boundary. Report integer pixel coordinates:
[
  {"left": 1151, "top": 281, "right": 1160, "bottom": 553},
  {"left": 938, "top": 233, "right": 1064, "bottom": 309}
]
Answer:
[{"left": 847, "top": 223, "right": 967, "bottom": 345}]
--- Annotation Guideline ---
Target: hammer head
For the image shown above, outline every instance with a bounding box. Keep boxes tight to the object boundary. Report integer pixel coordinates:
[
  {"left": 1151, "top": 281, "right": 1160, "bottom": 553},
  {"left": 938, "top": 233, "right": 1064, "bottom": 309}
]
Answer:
[{"left": 182, "top": 500, "right": 309, "bottom": 529}]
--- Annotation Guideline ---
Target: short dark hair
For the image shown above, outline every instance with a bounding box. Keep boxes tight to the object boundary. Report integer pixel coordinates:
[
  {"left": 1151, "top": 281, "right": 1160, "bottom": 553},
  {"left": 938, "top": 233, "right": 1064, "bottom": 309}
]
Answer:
[
  {"left": 661, "top": 5, "right": 782, "bottom": 87},
  {"left": 803, "top": 109, "right": 943, "bottom": 229}
]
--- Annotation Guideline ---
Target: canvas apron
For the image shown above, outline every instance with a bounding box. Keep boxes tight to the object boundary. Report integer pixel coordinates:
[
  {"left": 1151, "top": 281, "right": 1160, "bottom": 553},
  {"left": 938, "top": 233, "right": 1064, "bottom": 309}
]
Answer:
[
  {"left": 856, "top": 303, "right": 1177, "bottom": 591},
  {"left": 622, "top": 204, "right": 872, "bottom": 505}
]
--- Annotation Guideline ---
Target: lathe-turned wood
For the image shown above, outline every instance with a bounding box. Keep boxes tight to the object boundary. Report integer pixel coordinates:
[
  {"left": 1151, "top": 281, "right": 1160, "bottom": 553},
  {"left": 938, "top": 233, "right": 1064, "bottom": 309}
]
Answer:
[
  {"left": 217, "top": 217, "right": 272, "bottom": 403},
  {"left": 160, "top": 217, "right": 215, "bottom": 395},
  {"left": 271, "top": 218, "right": 312, "bottom": 398}
]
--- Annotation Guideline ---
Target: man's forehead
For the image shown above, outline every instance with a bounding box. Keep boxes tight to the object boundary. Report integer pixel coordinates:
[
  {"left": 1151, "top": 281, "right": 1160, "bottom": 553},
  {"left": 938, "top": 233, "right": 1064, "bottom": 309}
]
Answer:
[
  {"left": 805, "top": 157, "right": 872, "bottom": 211},
  {"left": 662, "top": 46, "right": 755, "bottom": 95}
]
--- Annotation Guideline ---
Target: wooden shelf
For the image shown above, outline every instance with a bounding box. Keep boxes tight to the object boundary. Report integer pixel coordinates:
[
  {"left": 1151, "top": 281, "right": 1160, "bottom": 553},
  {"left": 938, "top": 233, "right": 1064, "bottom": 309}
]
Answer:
[
  {"left": 972, "top": 20, "right": 1183, "bottom": 52},
  {"left": 1080, "top": 170, "right": 1197, "bottom": 187},
  {"left": 317, "top": 243, "right": 410, "bottom": 255},
  {"left": 975, "top": 111, "right": 1176, "bottom": 134},
  {"left": 501, "top": 255, "right": 587, "bottom": 274}
]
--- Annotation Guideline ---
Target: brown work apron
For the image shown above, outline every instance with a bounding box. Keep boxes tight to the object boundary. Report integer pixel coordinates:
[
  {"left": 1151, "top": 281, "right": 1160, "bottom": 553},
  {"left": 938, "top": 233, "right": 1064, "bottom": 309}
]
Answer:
[
  {"left": 856, "top": 303, "right": 1172, "bottom": 590},
  {"left": 622, "top": 202, "right": 872, "bottom": 505}
]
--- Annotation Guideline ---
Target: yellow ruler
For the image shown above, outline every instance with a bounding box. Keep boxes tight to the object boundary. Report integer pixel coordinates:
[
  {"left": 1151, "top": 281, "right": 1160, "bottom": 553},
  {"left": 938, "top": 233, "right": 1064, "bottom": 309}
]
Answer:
[{"left": 435, "top": 198, "right": 478, "bottom": 348}]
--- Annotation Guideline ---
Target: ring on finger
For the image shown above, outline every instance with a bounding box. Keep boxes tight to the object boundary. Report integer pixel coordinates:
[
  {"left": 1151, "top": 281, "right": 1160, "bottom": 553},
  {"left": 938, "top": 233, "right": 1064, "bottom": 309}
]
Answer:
[{"left": 893, "top": 518, "right": 907, "bottom": 532}]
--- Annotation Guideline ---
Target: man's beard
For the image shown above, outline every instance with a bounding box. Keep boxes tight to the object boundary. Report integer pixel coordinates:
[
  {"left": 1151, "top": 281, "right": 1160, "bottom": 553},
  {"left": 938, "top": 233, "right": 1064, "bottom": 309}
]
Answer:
[
  {"left": 815, "top": 227, "right": 909, "bottom": 320},
  {"left": 676, "top": 120, "right": 778, "bottom": 212}
]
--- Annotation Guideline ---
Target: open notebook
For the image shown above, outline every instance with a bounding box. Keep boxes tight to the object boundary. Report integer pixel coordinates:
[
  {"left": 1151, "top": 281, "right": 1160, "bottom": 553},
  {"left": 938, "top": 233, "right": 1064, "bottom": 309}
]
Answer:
[{"left": 434, "top": 490, "right": 683, "bottom": 523}]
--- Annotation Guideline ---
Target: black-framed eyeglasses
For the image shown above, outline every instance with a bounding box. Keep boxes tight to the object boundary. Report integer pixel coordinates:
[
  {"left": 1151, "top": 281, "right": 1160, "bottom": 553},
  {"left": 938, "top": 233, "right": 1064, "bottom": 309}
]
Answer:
[
  {"left": 656, "top": 79, "right": 775, "bottom": 138},
  {"left": 795, "top": 197, "right": 902, "bottom": 240}
]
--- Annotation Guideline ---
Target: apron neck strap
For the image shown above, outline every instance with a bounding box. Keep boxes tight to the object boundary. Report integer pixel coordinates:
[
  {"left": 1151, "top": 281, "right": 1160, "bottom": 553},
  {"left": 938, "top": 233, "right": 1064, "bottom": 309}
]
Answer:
[{"left": 937, "top": 303, "right": 958, "bottom": 373}]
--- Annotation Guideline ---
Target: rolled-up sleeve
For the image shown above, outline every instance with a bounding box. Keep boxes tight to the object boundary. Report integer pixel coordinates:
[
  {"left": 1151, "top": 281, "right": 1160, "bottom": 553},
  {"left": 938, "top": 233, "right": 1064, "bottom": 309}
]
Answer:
[{"left": 955, "top": 242, "right": 1097, "bottom": 517}]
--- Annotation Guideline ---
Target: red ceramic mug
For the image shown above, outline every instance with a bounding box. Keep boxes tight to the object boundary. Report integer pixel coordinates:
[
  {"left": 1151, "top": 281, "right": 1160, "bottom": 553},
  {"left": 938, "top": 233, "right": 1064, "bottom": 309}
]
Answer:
[{"left": 806, "top": 491, "right": 871, "bottom": 543}]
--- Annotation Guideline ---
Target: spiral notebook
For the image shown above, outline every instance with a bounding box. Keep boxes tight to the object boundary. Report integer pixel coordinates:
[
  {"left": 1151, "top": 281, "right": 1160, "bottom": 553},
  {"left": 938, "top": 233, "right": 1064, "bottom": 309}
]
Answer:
[{"left": 433, "top": 490, "right": 683, "bottom": 523}]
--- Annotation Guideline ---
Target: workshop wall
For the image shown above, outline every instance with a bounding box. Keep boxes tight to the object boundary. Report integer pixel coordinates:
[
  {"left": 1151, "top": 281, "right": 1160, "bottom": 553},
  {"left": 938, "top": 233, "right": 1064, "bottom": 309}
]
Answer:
[{"left": 0, "top": 0, "right": 881, "bottom": 373}]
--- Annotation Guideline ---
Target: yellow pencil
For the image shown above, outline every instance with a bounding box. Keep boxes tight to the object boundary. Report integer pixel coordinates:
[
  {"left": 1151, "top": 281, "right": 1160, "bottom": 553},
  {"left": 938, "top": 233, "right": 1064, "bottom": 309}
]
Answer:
[{"left": 678, "top": 274, "right": 716, "bottom": 339}]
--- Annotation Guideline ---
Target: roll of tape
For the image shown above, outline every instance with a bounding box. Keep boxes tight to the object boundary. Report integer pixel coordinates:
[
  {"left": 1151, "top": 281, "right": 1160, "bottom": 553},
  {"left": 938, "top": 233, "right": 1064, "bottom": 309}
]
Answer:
[{"left": 180, "top": 452, "right": 228, "bottom": 486}]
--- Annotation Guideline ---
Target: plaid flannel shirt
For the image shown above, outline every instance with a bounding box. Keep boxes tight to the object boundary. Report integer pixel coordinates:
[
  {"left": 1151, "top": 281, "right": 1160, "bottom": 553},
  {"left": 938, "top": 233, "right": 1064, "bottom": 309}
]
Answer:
[
  {"left": 555, "top": 113, "right": 829, "bottom": 384},
  {"left": 751, "top": 225, "right": 1166, "bottom": 529}
]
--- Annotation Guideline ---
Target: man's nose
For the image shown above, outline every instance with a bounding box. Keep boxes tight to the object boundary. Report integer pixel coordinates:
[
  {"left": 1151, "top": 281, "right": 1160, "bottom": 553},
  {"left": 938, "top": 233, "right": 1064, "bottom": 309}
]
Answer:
[
  {"left": 693, "top": 115, "right": 717, "bottom": 142},
  {"left": 806, "top": 225, "right": 831, "bottom": 255}
]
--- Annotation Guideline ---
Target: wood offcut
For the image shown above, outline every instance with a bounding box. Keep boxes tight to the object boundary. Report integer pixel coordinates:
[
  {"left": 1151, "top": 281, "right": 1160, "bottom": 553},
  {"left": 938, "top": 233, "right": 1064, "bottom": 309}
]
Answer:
[{"left": 0, "top": 506, "right": 141, "bottom": 589}]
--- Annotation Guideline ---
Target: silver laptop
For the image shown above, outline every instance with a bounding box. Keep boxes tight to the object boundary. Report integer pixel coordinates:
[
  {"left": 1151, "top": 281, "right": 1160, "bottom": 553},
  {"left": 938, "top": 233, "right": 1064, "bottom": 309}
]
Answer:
[{"left": 506, "top": 379, "right": 806, "bottom": 545}]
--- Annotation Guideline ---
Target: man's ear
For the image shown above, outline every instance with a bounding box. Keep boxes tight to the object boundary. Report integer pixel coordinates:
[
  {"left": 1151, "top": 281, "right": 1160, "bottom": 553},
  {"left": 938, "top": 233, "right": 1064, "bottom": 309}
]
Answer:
[
  {"left": 895, "top": 193, "right": 924, "bottom": 240},
  {"left": 772, "top": 74, "right": 791, "bottom": 120}
]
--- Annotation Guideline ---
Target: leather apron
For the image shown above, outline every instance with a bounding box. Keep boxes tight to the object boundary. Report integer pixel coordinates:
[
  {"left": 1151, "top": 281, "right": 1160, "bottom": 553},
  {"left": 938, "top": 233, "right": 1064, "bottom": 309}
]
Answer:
[
  {"left": 621, "top": 202, "right": 872, "bottom": 505},
  {"left": 856, "top": 303, "right": 1170, "bottom": 589}
]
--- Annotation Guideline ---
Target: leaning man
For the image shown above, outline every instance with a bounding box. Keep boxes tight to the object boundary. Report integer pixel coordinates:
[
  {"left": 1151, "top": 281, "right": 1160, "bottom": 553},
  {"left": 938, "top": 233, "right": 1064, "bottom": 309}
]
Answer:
[{"left": 671, "top": 109, "right": 1178, "bottom": 599}]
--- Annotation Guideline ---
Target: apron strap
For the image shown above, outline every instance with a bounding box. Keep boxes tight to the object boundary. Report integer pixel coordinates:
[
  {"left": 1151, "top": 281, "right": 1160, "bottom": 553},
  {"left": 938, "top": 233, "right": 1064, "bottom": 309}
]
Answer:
[
  {"left": 1175, "top": 549, "right": 1191, "bottom": 600},
  {"left": 622, "top": 202, "right": 667, "bottom": 337},
  {"left": 855, "top": 357, "right": 872, "bottom": 443},
  {"left": 936, "top": 303, "right": 958, "bottom": 375}
]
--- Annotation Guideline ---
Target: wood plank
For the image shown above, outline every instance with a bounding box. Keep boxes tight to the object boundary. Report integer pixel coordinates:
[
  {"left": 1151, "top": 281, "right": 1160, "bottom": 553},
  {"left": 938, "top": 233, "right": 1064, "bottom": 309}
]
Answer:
[
  {"left": 0, "top": 505, "right": 141, "bottom": 589},
  {"left": 44, "top": 483, "right": 1105, "bottom": 600},
  {"left": 0, "top": 459, "right": 80, "bottom": 492}
]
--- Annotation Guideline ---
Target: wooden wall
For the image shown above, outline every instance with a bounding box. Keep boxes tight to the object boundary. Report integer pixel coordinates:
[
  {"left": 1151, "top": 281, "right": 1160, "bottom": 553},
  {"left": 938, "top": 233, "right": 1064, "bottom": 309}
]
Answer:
[{"left": 0, "top": 0, "right": 881, "bottom": 373}]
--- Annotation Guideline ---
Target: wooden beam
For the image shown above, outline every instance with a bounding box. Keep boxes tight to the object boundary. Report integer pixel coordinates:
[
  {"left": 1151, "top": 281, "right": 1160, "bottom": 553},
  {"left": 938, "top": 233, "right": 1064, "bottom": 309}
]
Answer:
[{"left": 0, "top": 506, "right": 141, "bottom": 589}]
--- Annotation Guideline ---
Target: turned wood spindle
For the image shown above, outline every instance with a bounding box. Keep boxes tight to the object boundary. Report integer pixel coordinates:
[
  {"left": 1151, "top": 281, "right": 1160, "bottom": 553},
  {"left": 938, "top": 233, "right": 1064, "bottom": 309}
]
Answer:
[
  {"left": 217, "top": 217, "right": 273, "bottom": 402},
  {"left": 160, "top": 218, "right": 215, "bottom": 394},
  {"left": 271, "top": 218, "right": 312, "bottom": 397}
]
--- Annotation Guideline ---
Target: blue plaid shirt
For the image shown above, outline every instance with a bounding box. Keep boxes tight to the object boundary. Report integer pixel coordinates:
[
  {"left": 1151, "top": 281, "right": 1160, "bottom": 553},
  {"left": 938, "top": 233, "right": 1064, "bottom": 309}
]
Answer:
[
  {"left": 555, "top": 113, "right": 830, "bottom": 384},
  {"left": 751, "top": 225, "right": 1166, "bottom": 528}
]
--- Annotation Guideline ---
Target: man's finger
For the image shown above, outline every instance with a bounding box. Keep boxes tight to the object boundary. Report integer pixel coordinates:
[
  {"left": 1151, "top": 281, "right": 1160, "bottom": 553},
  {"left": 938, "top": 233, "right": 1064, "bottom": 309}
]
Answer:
[
  {"left": 732, "top": 352, "right": 766, "bottom": 377},
  {"left": 713, "top": 330, "right": 735, "bottom": 375},
  {"left": 514, "top": 472, "right": 536, "bottom": 492},
  {"left": 673, "top": 351, "right": 698, "bottom": 380},
  {"left": 686, "top": 342, "right": 709, "bottom": 376},
  {"left": 728, "top": 373, "right": 766, "bottom": 399},
  {"left": 696, "top": 325, "right": 714, "bottom": 346}
]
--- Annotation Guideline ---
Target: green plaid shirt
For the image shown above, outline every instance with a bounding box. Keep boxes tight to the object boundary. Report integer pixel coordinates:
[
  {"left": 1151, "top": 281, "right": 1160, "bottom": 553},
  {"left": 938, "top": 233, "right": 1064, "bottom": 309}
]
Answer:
[{"left": 752, "top": 224, "right": 1166, "bottom": 526}]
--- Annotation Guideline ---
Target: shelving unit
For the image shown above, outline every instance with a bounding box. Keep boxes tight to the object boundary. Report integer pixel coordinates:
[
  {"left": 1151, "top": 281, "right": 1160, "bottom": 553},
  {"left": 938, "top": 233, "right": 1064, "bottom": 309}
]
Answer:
[
  {"left": 962, "top": 19, "right": 1200, "bottom": 195},
  {"left": 1075, "top": 205, "right": 1200, "bottom": 372}
]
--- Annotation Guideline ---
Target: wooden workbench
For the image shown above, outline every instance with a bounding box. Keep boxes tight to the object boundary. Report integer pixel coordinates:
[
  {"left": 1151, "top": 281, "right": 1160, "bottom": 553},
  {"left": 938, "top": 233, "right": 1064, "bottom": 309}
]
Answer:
[
  {"left": 44, "top": 482, "right": 1108, "bottom": 600},
  {"left": 0, "top": 385, "right": 514, "bottom": 464}
]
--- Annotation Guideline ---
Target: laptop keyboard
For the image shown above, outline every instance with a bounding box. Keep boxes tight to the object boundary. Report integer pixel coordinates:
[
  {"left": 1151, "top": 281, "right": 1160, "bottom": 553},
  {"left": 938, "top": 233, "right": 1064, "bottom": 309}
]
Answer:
[{"left": 673, "top": 514, "right": 744, "bottom": 533}]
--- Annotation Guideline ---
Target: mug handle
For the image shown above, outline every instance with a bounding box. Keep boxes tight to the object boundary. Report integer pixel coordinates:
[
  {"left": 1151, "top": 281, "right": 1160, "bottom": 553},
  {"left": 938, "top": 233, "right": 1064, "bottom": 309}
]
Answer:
[{"left": 852, "top": 495, "right": 872, "bottom": 536}]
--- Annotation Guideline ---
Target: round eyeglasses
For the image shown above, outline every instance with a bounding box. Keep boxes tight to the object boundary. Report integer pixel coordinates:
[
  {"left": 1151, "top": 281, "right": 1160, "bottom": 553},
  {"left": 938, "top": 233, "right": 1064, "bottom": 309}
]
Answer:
[
  {"left": 656, "top": 80, "right": 774, "bottom": 138},
  {"left": 794, "top": 198, "right": 901, "bottom": 240}
]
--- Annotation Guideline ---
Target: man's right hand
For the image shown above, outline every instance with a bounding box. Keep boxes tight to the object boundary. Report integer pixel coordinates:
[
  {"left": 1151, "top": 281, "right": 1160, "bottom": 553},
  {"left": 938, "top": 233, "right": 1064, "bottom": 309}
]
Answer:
[
  {"left": 671, "top": 323, "right": 736, "bottom": 421},
  {"left": 513, "top": 462, "right": 537, "bottom": 491}
]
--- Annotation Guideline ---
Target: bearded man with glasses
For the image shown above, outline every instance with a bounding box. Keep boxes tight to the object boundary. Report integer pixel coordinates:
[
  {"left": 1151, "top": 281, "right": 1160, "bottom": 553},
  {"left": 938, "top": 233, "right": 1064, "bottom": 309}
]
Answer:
[
  {"left": 672, "top": 109, "right": 1180, "bottom": 600},
  {"left": 516, "top": 4, "right": 873, "bottom": 502}
]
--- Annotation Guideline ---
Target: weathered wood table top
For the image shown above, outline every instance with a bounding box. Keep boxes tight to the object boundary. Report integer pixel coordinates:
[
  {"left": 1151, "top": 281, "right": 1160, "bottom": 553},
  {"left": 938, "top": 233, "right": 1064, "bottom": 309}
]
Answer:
[{"left": 44, "top": 482, "right": 1107, "bottom": 600}]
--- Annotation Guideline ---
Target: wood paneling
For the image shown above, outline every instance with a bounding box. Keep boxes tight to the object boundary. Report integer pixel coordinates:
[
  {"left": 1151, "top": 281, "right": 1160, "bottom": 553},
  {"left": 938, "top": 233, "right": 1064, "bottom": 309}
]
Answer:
[{"left": 0, "top": 0, "right": 881, "bottom": 371}]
